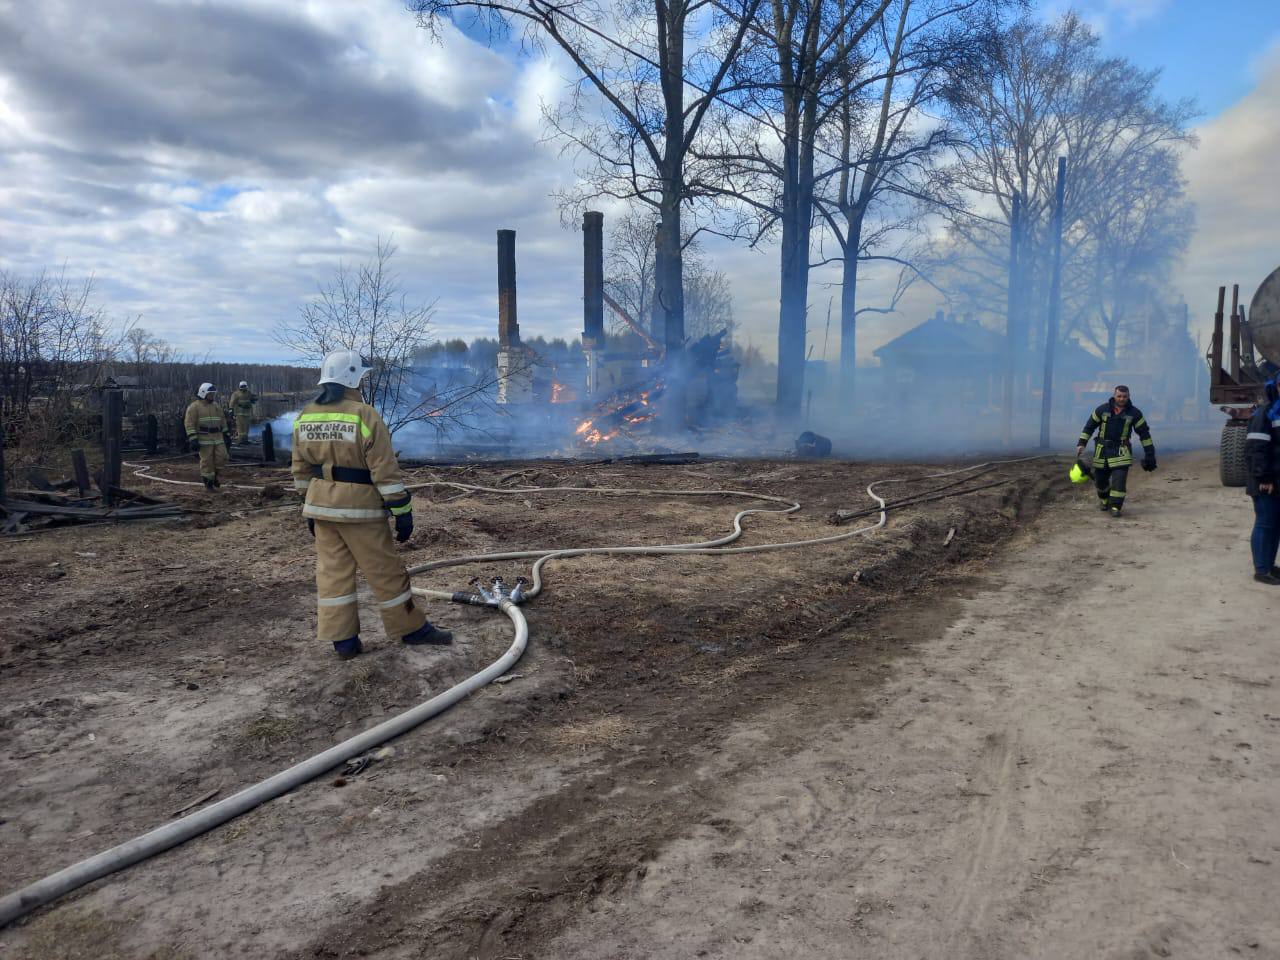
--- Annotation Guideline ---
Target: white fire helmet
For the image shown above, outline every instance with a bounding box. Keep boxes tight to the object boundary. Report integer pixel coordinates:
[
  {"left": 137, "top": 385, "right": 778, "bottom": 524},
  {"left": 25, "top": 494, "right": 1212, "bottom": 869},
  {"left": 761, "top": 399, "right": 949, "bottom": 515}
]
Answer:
[
  {"left": 318, "top": 350, "right": 372, "bottom": 389},
  {"left": 197, "top": 382, "right": 216, "bottom": 399},
  {"left": 238, "top": 380, "right": 248, "bottom": 389}
]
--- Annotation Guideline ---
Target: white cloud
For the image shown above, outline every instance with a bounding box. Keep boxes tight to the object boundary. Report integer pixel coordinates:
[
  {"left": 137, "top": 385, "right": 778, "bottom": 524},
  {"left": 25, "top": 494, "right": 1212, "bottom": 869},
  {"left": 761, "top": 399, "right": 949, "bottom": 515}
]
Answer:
[
  {"left": 1038, "top": 0, "right": 1170, "bottom": 36},
  {"left": 1181, "top": 58, "right": 1280, "bottom": 347},
  {"left": 0, "top": 0, "right": 584, "bottom": 361}
]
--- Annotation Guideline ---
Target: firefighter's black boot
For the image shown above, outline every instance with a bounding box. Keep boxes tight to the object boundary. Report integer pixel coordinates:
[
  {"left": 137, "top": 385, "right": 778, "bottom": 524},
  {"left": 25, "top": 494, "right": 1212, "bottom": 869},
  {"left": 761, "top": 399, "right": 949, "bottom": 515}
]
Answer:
[
  {"left": 211, "top": 476, "right": 221, "bottom": 489},
  {"left": 201, "top": 476, "right": 215, "bottom": 491},
  {"left": 402, "top": 622, "right": 453, "bottom": 646},
  {"left": 1097, "top": 497, "right": 1110, "bottom": 511},
  {"left": 1110, "top": 505, "right": 1123, "bottom": 518},
  {"left": 332, "top": 636, "right": 363, "bottom": 660}
]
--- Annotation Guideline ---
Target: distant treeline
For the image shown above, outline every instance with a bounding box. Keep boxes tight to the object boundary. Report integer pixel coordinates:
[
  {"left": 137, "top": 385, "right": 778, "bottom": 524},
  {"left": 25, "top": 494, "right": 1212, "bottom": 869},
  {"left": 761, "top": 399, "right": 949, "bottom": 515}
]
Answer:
[
  {"left": 415, "top": 334, "right": 657, "bottom": 373},
  {"left": 106, "top": 360, "right": 320, "bottom": 404}
]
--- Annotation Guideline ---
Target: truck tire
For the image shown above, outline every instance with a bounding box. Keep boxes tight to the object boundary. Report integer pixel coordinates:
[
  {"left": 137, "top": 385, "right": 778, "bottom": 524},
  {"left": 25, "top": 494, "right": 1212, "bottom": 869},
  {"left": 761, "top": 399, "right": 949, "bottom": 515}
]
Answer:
[{"left": 1220, "top": 420, "right": 1249, "bottom": 487}]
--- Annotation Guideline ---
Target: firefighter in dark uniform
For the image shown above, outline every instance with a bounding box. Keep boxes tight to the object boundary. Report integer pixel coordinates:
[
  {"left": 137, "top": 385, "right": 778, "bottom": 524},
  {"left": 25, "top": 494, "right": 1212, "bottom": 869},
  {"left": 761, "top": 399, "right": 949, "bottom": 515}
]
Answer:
[
  {"left": 1244, "top": 378, "right": 1280, "bottom": 584},
  {"left": 1076, "top": 385, "right": 1157, "bottom": 516}
]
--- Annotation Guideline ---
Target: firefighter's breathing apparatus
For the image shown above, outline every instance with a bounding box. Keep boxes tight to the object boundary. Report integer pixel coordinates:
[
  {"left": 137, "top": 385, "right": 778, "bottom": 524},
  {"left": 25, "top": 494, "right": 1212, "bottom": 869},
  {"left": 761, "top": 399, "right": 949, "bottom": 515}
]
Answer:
[{"left": 0, "top": 454, "right": 1058, "bottom": 928}]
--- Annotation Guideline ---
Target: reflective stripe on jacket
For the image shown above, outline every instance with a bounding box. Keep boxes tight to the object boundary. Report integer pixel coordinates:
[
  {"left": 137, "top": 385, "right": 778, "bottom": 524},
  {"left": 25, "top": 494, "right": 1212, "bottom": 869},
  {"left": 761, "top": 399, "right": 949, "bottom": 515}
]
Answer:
[
  {"left": 229, "top": 389, "right": 257, "bottom": 415},
  {"left": 1078, "top": 402, "right": 1154, "bottom": 467},
  {"left": 184, "top": 399, "right": 227, "bottom": 445},
  {"left": 1244, "top": 406, "right": 1280, "bottom": 497},
  {"left": 290, "top": 388, "right": 412, "bottom": 522}
]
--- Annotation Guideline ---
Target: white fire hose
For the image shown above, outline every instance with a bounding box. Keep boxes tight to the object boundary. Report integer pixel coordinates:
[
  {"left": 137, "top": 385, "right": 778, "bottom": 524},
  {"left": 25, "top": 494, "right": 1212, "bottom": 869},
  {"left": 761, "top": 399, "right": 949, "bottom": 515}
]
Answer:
[{"left": 0, "top": 457, "right": 1046, "bottom": 928}]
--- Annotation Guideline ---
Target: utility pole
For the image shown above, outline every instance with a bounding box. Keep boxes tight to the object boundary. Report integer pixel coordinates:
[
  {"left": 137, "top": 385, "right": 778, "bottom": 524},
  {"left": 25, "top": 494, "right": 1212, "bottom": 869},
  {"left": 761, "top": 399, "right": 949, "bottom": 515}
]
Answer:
[
  {"left": 1002, "top": 190, "right": 1022, "bottom": 446},
  {"left": 1039, "top": 157, "right": 1067, "bottom": 449}
]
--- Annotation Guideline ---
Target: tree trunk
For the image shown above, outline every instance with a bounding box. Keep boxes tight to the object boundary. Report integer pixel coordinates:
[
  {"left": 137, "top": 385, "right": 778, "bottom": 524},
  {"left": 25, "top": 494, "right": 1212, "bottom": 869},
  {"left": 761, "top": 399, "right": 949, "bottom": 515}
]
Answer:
[
  {"left": 776, "top": 201, "right": 809, "bottom": 416},
  {"left": 837, "top": 210, "right": 865, "bottom": 409},
  {"left": 658, "top": 191, "right": 684, "bottom": 354},
  {"left": 656, "top": 0, "right": 686, "bottom": 359},
  {"left": 650, "top": 220, "right": 665, "bottom": 341},
  {"left": 775, "top": 90, "right": 818, "bottom": 419},
  {"left": 1003, "top": 191, "right": 1022, "bottom": 445}
]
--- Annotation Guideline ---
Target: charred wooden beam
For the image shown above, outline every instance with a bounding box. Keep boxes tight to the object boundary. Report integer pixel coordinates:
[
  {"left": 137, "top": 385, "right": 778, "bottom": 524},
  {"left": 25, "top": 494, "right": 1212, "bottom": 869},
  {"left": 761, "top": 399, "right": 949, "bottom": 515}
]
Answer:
[
  {"left": 262, "top": 421, "right": 276, "bottom": 463},
  {"left": 70, "top": 449, "right": 91, "bottom": 497}
]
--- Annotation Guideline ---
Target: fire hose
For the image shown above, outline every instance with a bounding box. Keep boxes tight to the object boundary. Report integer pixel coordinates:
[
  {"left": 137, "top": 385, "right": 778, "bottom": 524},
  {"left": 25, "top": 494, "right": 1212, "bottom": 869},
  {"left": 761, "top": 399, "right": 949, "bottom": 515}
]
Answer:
[
  {"left": 124, "top": 459, "right": 268, "bottom": 491},
  {"left": 0, "top": 456, "right": 1049, "bottom": 928}
]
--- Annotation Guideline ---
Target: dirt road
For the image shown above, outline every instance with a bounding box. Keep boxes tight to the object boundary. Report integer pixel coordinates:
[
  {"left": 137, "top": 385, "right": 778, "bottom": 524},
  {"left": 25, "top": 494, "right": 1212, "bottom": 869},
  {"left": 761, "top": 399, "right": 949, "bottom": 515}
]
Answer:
[
  {"left": 540, "top": 449, "right": 1280, "bottom": 960},
  {"left": 1, "top": 450, "right": 1275, "bottom": 958}
]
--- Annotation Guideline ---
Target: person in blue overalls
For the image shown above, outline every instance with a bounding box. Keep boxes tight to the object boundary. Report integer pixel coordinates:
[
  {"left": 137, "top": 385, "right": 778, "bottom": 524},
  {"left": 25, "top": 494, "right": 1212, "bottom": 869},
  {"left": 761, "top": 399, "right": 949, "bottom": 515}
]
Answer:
[{"left": 1245, "top": 379, "right": 1280, "bottom": 585}]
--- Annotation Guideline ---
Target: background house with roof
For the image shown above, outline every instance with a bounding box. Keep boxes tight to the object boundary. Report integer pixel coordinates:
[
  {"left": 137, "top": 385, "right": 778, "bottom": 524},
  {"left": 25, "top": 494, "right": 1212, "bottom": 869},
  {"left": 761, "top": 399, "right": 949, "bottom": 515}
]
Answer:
[{"left": 873, "top": 310, "right": 1106, "bottom": 415}]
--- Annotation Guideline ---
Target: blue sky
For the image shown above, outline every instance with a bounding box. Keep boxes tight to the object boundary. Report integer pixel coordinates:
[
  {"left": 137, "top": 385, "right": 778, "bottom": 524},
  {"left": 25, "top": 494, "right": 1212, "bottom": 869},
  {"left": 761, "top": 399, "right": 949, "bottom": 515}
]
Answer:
[{"left": 1061, "top": 0, "right": 1280, "bottom": 115}]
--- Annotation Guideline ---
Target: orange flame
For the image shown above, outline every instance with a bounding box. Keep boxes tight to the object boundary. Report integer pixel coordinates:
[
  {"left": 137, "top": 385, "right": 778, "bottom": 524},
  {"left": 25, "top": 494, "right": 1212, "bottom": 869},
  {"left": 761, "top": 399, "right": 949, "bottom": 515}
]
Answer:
[{"left": 574, "top": 379, "right": 665, "bottom": 445}]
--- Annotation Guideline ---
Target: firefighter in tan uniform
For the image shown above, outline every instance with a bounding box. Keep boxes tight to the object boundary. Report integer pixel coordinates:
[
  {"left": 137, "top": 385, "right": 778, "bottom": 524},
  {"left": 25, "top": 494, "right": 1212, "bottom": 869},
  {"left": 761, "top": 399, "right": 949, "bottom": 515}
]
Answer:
[
  {"left": 291, "top": 350, "right": 453, "bottom": 659},
  {"left": 184, "top": 382, "right": 228, "bottom": 490},
  {"left": 229, "top": 381, "right": 257, "bottom": 444}
]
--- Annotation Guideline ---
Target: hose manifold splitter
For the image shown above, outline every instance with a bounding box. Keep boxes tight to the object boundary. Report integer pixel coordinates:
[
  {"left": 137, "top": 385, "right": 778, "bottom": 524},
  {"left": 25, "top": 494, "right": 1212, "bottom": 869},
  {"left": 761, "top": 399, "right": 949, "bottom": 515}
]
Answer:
[{"left": 453, "top": 575, "right": 528, "bottom": 607}]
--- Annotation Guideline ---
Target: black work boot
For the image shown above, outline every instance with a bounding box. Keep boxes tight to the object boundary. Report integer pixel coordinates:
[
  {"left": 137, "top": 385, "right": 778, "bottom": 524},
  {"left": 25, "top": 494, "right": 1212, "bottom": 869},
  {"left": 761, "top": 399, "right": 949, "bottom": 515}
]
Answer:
[
  {"left": 402, "top": 622, "right": 453, "bottom": 646},
  {"left": 212, "top": 476, "right": 221, "bottom": 489},
  {"left": 1109, "top": 506, "right": 1123, "bottom": 518},
  {"left": 201, "top": 476, "right": 215, "bottom": 491},
  {"left": 332, "top": 636, "right": 363, "bottom": 659},
  {"left": 1253, "top": 572, "right": 1280, "bottom": 585},
  {"left": 1097, "top": 498, "right": 1110, "bottom": 511}
]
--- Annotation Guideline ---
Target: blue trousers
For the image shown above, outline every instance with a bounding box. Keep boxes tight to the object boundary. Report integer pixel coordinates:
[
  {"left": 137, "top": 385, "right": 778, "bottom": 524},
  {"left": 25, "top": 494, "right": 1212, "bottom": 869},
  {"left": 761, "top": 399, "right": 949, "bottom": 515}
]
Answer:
[{"left": 1251, "top": 494, "right": 1280, "bottom": 574}]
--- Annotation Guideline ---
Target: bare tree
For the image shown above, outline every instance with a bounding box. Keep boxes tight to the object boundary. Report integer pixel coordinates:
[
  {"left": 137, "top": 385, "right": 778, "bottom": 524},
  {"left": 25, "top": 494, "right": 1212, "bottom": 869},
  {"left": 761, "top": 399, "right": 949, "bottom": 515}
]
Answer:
[
  {"left": 697, "top": 0, "right": 899, "bottom": 416},
  {"left": 0, "top": 269, "right": 116, "bottom": 479},
  {"left": 604, "top": 207, "right": 661, "bottom": 340},
  {"left": 941, "top": 13, "right": 1195, "bottom": 393},
  {"left": 814, "top": 0, "right": 986, "bottom": 405},
  {"left": 605, "top": 207, "right": 736, "bottom": 343},
  {"left": 684, "top": 259, "right": 736, "bottom": 341},
  {"left": 413, "top": 0, "right": 761, "bottom": 360},
  {"left": 274, "top": 239, "right": 443, "bottom": 436},
  {"left": 1065, "top": 147, "right": 1192, "bottom": 365}
]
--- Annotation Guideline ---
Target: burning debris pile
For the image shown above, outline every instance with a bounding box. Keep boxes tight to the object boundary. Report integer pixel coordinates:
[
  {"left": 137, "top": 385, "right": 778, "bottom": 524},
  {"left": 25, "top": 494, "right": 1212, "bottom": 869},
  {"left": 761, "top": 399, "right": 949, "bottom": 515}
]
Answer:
[
  {"left": 575, "top": 382, "right": 665, "bottom": 447},
  {"left": 570, "top": 330, "right": 739, "bottom": 451},
  {"left": 478, "top": 216, "right": 745, "bottom": 458}
]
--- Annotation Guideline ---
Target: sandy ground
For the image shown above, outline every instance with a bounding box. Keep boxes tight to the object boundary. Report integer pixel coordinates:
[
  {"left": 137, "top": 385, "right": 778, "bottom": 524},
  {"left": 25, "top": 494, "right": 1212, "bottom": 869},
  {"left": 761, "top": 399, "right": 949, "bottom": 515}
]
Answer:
[
  {"left": 534, "top": 449, "right": 1280, "bottom": 960},
  {"left": 0, "top": 448, "right": 1275, "bottom": 958}
]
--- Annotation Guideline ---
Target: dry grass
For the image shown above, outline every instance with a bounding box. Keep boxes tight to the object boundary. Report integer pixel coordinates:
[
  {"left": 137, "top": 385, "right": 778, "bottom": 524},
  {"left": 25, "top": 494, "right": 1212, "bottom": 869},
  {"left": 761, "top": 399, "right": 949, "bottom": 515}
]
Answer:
[
  {"left": 544, "top": 715, "right": 639, "bottom": 751},
  {"left": 16, "top": 909, "right": 191, "bottom": 960},
  {"left": 236, "top": 713, "right": 303, "bottom": 748},
  {"left": 347, "top": 661, "right": 375, "bottom": 697},
  {"left": 678, "top": 642, "right": 802, "bottom": 688}
]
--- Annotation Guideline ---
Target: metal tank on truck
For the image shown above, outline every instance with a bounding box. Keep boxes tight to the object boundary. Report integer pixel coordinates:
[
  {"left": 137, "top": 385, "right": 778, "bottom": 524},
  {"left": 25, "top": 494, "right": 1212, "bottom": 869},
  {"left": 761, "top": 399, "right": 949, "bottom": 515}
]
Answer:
[{"left": 1208, "top": 268, "right": 1280, "bottom": 486}]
